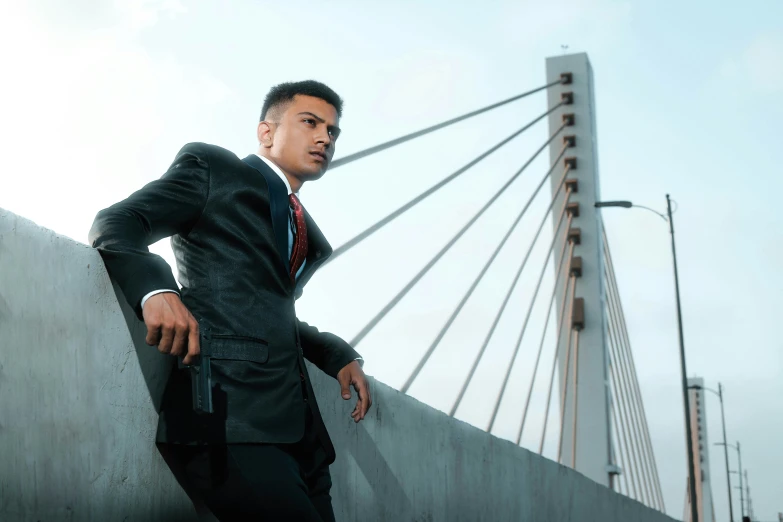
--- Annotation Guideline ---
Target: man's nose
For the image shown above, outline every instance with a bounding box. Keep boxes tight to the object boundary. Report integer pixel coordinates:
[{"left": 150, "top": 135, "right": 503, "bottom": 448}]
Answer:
[{"left": 315, "top": 128, "right": 332, "bottom": 147}]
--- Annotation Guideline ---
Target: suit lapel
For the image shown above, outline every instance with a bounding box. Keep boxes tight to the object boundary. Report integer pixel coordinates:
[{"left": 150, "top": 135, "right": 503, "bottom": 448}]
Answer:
[{"left": 242, "top": 155, "right": 291, "bottom": 275}]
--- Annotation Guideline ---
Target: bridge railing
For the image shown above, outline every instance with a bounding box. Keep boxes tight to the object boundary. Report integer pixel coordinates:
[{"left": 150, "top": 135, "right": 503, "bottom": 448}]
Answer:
[{"left": 0, "top": 206, "right": 678, "bottom": 522}]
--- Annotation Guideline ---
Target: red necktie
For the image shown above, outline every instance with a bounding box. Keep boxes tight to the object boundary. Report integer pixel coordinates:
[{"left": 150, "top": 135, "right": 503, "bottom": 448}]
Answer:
[{"left": 288, "top": 194, "right": 308, "bottom": 283}]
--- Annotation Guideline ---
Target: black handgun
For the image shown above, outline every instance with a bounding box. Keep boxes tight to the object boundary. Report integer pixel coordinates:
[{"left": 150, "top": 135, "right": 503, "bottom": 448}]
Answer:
[{"left": 178, "top": 321, "right": 213, "bottom": 414}]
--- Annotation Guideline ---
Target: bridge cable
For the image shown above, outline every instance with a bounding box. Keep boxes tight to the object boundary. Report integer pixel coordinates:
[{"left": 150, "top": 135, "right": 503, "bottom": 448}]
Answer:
[
  {"left": 410, "top": 158, "right": 567, "bottom": 406},
  {"left": 608, "top": 282, "right": 659, "bottom": 508},
  {"left": 435, "top": 169, "right": 571, "bottom": 406},
  {"left": 556, "top": 294, "right": 578, "bottom": 464},
  {"left": 349, "top": 117, "right": 568, "bottom": 348},
  {"left": 611, "top": 399, "right": 631, "bottom": 496},
  {"left": 605, "top": 271, "right": 658, "bottom": 509},
  {"left": 539, "top": 274, "right": 576, "bottom": 455},
  {"left": 602, "top": 230, "right": 663, "bottom": 509},
  {"left": 607, "top": 280, "right": 653, "bottom": 506},
  {"left": 329, "top": 103, "right": 566, "bottom": 265},
  {"left": 516, "top": 238, "right": 574, "bottom": 445},
  {"left": 604, "top": 234, "right": 666, "bottom": 512},
  {"left": 486, "top": 207, "right": 575, "bottom": 432},
  {"left": 329, "top": 79, "right": 565, "bottom": 169},
  {"left": 608, "top": 334, "right": 639, "bottom": 500},
  {"left": 603, "top": 232, "right": 666, "bottom": 510},
  {"left": 608, "top": 393, "right": 621, "bottom": 494},
  {"left": 608, "top": 314, "right": 646, "bottom": 503},
  {"left": 571, "top": 328, "right": 582, "bottom": 468},
  {"left": 397, "top": 142, "right": 570, "bottom": 395},
  {"left": 612, "top": 308, "right": 651, "bottom": 506}
]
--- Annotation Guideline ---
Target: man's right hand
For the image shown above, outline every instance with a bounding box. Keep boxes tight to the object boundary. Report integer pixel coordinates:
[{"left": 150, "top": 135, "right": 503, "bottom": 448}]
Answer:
[{"left": 142, "top": 292, "right": 200, "bottom": 365}]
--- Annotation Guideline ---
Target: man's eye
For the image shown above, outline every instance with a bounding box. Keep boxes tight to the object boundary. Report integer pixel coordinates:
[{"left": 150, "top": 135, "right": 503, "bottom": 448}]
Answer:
[{"left": 303, "top": 118, "right": 315, "bottom": 125}]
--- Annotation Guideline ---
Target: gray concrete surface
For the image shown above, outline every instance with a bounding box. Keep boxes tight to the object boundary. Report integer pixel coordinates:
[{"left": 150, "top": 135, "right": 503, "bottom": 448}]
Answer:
[
  {"left": 0, "top": 208, "right": 679, "bottom": 522},
  {"left": 546, "top": 52, "right": 614, "bottom": 485}
]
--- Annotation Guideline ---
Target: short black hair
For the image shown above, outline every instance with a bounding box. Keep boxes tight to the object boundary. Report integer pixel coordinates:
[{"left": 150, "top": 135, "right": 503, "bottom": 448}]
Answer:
[{"left": 260, "top": 80, "right": 343, "bottom": 121}]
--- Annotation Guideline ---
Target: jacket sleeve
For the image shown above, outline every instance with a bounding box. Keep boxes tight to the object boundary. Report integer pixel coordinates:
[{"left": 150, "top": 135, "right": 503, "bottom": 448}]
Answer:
[
  {"left": 297, "top": 319, "right": 363, "bottom": 379},
  {"left": 88, "top": 143, "right": 211, "bottom": 320}
]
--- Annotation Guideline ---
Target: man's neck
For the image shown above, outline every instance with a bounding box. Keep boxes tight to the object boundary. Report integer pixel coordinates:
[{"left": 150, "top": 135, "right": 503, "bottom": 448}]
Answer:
[{"left": 255, "top": 150, "right": 303, "bottom": 194}]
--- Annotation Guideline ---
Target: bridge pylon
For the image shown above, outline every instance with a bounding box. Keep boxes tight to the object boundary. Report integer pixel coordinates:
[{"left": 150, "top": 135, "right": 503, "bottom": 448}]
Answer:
[
  {"left": 683, "top": 377, "right": 716, "bottom": 522},
  {"left": 545, "top": 52, "right": 614, "bottom": 487}
]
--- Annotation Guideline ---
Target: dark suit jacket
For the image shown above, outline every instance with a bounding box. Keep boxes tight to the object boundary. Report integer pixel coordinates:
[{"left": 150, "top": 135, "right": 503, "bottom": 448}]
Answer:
[{"left": 88, "top": 142, "right": 361, "bottom": 461}]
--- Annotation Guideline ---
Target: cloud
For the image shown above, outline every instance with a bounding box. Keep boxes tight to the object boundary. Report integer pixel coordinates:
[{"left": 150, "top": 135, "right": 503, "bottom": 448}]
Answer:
[
  {"left": 113, "top": 0, "right": 187, "bottom": 32},
  {"left": 0, "top": 1, "right": 232, "bottom": 243},
  {"left": 719, "top": 31, "right": 783, "bottom": 94},
  {"left": 496, "top": 0, "right": 633, "bottom": 52}
]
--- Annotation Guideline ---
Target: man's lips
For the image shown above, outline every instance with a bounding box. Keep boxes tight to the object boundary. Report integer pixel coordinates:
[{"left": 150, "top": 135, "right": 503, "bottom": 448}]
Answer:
[{"left": 309, "top": 150, "right": 327, "bottom": 162}]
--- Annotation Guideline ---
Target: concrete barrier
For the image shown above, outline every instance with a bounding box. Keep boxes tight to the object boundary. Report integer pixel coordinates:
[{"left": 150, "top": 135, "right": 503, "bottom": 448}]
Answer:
[{"left": 0, "top": 208, "right": 678, "bottom": 522}]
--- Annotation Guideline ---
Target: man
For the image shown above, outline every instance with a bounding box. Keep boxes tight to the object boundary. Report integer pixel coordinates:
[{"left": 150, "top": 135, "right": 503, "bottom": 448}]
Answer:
[{"left": 88, "top": 80, "right": 371, "bottom": 521}]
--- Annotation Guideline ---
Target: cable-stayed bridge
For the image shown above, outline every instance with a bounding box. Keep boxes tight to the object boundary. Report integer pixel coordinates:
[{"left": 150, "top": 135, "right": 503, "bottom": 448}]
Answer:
[
  {"left": 317, "top": 52, "right": 668, "bottom": 511},
  {"left": 1, "top": 52, "right": 698, "bottom": 521}
]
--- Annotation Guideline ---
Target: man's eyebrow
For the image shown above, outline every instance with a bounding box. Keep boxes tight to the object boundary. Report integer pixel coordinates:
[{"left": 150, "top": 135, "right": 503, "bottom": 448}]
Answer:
[
  {"left": 297, "top": 111, "right": 341, "bottom": 134},
  {"left": 297, "top": 111, "right": 325, "bottom": 123}
]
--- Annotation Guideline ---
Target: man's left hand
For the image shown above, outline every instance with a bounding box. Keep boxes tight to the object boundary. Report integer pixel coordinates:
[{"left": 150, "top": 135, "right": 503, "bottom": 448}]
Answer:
[{"left": 336, "top": 361, "right": 372, "bottom": 423}]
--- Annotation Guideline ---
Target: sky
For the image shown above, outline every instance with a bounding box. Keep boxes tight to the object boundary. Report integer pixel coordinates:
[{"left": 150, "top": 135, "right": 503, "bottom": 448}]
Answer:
[{"left": 1, "top": 0, "right": 781, "bottom": 520}]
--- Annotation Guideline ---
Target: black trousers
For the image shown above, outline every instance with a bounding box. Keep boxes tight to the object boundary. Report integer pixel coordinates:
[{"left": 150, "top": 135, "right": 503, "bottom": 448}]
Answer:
[{"left": 164, "top": 411, "right": 335, "bottom": 522}]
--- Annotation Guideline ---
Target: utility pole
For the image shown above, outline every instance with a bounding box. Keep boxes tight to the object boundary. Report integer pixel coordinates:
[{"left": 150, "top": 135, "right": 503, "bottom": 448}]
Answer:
[
  {"left": 737, "top": 442, "right": 745, "bottom": 518},
  {"left": 744, "top": 470, "right": 752, "bottom": 521},
  {"left": 718, "top": 383, "right": 734, "bottom": 522},
  {"left": 667, "top": 194, "right": 699, "bottom": 522}
]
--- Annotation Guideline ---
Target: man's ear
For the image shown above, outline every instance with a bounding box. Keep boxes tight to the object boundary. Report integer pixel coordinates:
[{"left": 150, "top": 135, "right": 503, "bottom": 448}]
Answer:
[{"left": 257, "top": 121, "right": 274, "bottom": 148}]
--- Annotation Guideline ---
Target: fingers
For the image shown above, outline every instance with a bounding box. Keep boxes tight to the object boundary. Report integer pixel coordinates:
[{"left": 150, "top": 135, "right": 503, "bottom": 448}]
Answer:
[
  {"left": 351, "top": 400, "right": 362, "bottom": 422},
  {"left": 182, "top": 319, "right": 200, "bottom": 366},
  {"left": 351, "top": 376, "right": 372, "bottom": 423},
  {"left": 338, "top": 373, "right": 351, "bottom": 400},
  {"left": 169, "top": 320, "right": 189, "bottom": 357},
  {"left": 337, "top": 368, "right": 351, "bottom": 401},
  {"left": 145, "top": 320, "right": 162, "bottom": 346},
  {"left": 158, "top": 327, "right": 175, "bottom": 355},
  {"left": 142, "top": 293, "right": 198, "bottom": 362}
]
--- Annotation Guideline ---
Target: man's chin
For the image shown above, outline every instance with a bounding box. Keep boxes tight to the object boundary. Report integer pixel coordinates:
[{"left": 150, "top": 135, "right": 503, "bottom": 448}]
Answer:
[{"left": 297, "top": 166, "right": 327, "bottom": 182}]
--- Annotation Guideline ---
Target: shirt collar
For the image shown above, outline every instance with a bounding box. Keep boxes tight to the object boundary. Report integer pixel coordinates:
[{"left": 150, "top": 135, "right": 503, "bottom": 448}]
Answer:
[{"left": 254, "top": 153, "right": 298, "bottom": 197}]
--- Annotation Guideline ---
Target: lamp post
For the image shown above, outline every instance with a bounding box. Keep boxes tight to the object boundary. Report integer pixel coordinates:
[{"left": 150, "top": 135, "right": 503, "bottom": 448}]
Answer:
[
  {"left": 594, "top": 196, "right": 699, "bottom": 522},
  {"left": 718, "top": 441, "right": 744, "bottom": 518},
  {"left": 744, "top": 470, "right": 751, "bottom": 521},
  {"left": 689, "top": 382, "right": 734, "bottom": 522}
]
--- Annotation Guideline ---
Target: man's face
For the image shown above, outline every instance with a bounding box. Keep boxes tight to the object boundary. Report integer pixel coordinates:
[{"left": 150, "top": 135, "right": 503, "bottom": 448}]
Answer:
[{"left": 261, "top": 95, "right": 341, "bottom": 182}]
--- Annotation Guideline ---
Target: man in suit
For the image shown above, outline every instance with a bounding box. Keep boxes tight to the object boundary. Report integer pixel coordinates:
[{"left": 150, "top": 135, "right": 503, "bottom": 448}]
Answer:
[{"left": 88, "top": 80, "right": 371, "bottom": 521}]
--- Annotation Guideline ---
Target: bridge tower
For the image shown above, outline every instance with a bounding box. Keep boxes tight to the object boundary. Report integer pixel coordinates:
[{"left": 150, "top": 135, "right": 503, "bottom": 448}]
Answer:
[
  {"left": 545, "top": 52, "right": 613, "bottom": 487},
  {"left": 684, "top": 377, "right": 716, "bottom": 522}
]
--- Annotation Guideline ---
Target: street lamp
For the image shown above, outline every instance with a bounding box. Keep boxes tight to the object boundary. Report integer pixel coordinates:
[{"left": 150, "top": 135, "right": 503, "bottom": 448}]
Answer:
[
  {"left": 718, "top": 441, "right": 745, "bottom": 519},
  {"left": 594, "top": 200, "right": 668, "bottom": 221},
  {"left": 595, "top": 195, "right": 699, "bottom": 522},
  {"left": 689, "top": 383, "right": 734, "bottom": 522}
]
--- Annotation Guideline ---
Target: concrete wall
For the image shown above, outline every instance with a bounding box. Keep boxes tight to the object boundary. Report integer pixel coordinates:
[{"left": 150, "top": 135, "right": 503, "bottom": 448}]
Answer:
[{"left": 0, "top": 208, "right": 679, "bottom": 522}]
